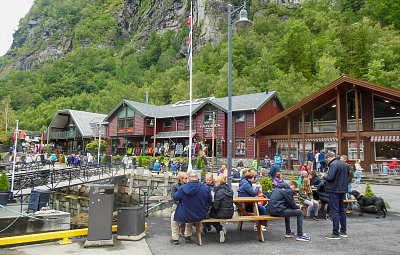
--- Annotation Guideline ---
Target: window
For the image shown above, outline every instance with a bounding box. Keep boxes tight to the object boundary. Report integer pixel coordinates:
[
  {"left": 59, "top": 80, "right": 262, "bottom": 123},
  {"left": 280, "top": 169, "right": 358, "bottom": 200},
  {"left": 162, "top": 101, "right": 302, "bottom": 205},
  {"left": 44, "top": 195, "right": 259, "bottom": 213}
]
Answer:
[
  {"left": 312, "top": 99, "right": 337, "bottom": 133},
  {"left": 164, "top": 119, "right": 172, "bottom": 128},
  {"left": 348, "top": 140, "right": 364, "bottom": 161},
  {"left": 276, "top": 142, "right": 298, "bottom": 160},
  {"left": 185, "top": 117, "right": 190, "bottom": 127},
  {"left": 235, "top": 139, "right": 246, "bottom": 155},
  {"left": 298, "top": 114, "right": 311, "bottom": 133},
  {"left": 373, "top": 95, "right": 400, "bottom": 130},
  {"left": 147, "top": 118, "right": 154, "bottom": 127},
  {"left": 347, "top": 90, "right": 362, "bottom": 131},
  {"left": 118, "top": 106, "right": 135, "bottom": 130},
  {"left": 375, "top": 142, "right": 400, "bottom": 161},
  {"left": 204, "top": 112, "right": 213, "bottom": 123},
  {"left": 235, "top": 112, "right": 245, "bottom": 122}
]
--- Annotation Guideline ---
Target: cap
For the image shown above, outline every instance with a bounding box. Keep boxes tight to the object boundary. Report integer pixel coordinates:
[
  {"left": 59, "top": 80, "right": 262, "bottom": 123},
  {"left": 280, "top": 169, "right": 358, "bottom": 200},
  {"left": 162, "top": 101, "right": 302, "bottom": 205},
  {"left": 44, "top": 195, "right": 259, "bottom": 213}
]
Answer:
[
  {"left": 187, "top": 170, "right": 198, "bottom": 177},
  {"left": 325, "top": 151, "right": 336, "bottom": 159}
]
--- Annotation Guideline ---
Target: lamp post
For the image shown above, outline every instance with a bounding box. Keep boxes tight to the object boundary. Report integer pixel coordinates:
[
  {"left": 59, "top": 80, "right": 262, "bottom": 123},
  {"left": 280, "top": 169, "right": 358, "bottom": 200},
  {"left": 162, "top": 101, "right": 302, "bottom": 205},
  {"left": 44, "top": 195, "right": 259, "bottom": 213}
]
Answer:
[
  {"left": 227, "top": 2, "right": 252, "bottom": 186},
  {"left": 149, "top": 117, "right": 157, "bottom": 158},
  {"left": 97, "top": 121, "right": 109, "bottom": 165},
  {"left": 208, "top": 112, "right": 216, "bottom": 174}
]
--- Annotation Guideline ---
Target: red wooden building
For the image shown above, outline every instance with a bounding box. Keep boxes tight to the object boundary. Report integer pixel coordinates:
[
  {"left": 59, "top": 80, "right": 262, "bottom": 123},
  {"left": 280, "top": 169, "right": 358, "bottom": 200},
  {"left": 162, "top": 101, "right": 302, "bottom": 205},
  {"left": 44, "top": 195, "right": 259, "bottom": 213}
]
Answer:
[
  {"left": 246, "top": 76, "right": 400, "bottom": 170},
  {"left": 104, "top": 92, "right": 284, "bottom": 159}
]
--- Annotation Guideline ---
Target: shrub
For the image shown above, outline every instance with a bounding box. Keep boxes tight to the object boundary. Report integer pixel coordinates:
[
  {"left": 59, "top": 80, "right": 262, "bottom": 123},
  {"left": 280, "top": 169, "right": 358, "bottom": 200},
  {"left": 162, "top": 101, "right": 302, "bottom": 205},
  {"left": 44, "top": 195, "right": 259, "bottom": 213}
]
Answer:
[
  {"left": 364, "top": 182, "right": 375, "bottom": 197},
  {"left": 259, "top": 177, "right": 273, "bottom": 192},
  {"left": 0, "top": 171, "right": 10, "bottom": 191},
  {"left": 196, "top": 155, "right": 202, "bottom": 169}
]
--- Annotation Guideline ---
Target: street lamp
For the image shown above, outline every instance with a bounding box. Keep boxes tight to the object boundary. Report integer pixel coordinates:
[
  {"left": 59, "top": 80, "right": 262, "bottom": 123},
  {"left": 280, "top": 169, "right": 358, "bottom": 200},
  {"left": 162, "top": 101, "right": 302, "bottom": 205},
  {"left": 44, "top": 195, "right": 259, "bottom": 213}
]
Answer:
[
  {"left": 97, "top": 121, "right": 109, "bottom": 165},
  {"left": 227, "top": 2, "right": 252, "bottom": 186},
  {"left": 148, "top": 117, "right": 157, "bottom": 158}
]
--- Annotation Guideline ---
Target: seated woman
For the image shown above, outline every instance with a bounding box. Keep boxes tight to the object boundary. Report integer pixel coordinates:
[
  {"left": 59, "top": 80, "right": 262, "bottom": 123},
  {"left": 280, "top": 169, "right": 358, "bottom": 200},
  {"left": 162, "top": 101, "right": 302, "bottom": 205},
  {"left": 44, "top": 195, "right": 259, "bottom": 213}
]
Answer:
[
  {"left": 299, "top": 177, "right": 319, "bottom": 221},
  {"left": 297, "top": 171, "right": 308, "bottom": 186},
  {"left": 238, "top": 171, "right": 266, "bottom": 231},
  {"left": 317, "top": 181, "right": 330, "bottom": 220},
  {"left": 273, "top": 172, "right": 285, "bottom": 188},
  {"left": 204, "top": 176, "right": 234, "bottom": 243}
]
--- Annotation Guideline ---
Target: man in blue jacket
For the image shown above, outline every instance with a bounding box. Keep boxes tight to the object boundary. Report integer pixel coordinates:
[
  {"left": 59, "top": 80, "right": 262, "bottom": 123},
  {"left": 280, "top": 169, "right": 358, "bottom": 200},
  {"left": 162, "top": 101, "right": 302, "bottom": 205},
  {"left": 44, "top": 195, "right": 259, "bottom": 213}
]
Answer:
[
  {"left": 171, "top": 170, "right": 212, "bottom": 245},
  {"left": 323, "top": 152, "right": 348, "bottom": 239},
  {"left": 268, "top": 160, "right": 280, "bottom": 179},
  {"left": 268, "top": 182, "right": 311, "bottom": 242}
]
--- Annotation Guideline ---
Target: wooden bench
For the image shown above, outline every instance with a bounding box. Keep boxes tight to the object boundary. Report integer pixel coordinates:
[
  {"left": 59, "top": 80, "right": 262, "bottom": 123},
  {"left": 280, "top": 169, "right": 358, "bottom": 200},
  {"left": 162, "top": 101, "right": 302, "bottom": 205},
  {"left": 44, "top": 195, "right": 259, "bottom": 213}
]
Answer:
[{"left": 196, "top": 215, "right": 284, "bottom": 245}]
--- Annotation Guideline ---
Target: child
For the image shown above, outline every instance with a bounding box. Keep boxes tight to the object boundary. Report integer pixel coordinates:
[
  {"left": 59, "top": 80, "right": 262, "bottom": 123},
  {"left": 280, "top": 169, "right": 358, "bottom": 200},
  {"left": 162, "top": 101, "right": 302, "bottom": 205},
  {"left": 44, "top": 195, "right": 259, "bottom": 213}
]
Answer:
[
  {"left": 354, "top": 159, "right": 363, "bottom": 188},
  {"left": 299, "top": 178, "right": 319, "bottom": 221}
]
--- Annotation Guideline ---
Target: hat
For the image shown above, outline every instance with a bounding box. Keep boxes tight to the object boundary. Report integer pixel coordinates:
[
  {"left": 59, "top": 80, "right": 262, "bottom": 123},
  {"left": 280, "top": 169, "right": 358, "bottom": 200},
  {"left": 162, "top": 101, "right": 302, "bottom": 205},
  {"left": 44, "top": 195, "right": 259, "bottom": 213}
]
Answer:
[
  {"left": 325, "top": 151, "right": 336, "bottom": 159},
  {"left": 187, "top": 170, "right": 198, "bottom": 178},
  {"left": 392, "top": 157, "right": 397, "bottom": 160}
]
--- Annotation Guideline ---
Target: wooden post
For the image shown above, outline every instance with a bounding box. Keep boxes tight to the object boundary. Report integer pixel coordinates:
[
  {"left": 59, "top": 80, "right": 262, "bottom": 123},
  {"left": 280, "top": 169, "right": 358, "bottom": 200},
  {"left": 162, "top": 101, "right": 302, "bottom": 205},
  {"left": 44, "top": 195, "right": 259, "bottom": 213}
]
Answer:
[
  {"left": 301, "top": 109, "right": 306, "bottom": 164},
  {"left": 355, "top": 89, "right": 360, "bottom": 160},
  {"left": 287, "top": 117, "right": 291, "bottom": 170},
  {"left": 256, "top": 134, "right": 260, "bottom": 162},
  {"left": 336, "top": 88, "right": 341, "bottom": 155}
]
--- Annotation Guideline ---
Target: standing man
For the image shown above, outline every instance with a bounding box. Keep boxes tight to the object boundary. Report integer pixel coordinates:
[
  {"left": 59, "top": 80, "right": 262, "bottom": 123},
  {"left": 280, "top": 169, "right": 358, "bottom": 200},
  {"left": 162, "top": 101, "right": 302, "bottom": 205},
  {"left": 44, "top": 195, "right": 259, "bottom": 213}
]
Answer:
[
  {"left": 323, "top": 152, "right": 348, "bottom": 239},
  {"left": 268, "top": 160, "right": 280, "bottom": 180}
]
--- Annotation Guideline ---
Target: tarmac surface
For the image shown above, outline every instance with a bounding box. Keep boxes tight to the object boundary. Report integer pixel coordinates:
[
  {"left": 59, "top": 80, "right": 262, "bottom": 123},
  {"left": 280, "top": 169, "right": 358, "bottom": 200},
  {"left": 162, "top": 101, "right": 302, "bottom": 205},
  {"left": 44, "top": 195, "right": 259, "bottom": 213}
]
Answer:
[{"left": 2, "top": 184, "right": 400, "bottom": 255}]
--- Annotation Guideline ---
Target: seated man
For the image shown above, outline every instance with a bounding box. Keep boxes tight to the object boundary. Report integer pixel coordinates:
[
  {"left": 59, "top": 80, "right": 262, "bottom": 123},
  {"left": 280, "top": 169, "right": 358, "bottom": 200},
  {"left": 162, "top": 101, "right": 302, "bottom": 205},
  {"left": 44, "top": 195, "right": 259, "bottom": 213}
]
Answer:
[
  {"left": 267, "top": 181, "right": 311, "bottom": 242},
  {"left": 171, "top": 170, "right": 212, "bottom": 245}
]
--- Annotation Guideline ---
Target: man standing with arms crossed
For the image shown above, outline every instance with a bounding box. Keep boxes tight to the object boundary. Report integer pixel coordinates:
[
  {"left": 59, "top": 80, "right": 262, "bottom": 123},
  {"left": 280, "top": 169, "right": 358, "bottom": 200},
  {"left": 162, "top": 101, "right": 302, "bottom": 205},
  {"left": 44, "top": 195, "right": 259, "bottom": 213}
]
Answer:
[{"left": 323, "top": 152, "right": 348, "bottom": 239}]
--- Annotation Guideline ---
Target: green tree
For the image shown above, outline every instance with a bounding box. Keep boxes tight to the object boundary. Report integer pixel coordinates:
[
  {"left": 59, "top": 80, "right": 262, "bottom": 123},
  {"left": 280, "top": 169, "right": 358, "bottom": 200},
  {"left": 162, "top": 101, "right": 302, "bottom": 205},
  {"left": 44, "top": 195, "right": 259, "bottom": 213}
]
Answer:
[
  {"left": 364, "top": 182, "right": 375, "bottom": 197},
  {"left": 86, "top": 140, "right": 108, "bottom": 153}
]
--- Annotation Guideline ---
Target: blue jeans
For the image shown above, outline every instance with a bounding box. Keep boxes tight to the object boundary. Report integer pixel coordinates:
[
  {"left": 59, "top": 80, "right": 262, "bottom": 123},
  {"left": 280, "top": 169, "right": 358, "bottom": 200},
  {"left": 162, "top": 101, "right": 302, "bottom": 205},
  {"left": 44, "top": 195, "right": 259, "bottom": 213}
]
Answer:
[
  {"left": 328, "top": 193, "right": 346, "bottom": 235},
  {"left": 258, "top": 204, "right": 267, "bottom": 215},
  {"left": 347, "top": 183, "right": 353, "bottom": 209}
]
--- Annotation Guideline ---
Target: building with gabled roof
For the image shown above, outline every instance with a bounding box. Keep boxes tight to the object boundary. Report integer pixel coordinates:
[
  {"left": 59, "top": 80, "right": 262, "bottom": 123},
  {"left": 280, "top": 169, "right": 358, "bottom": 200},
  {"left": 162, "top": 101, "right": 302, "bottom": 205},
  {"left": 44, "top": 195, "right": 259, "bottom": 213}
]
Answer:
[
  {"left": 246, "top": 76, "right": 400, "bottom": 170},
  {"left": 105, "top": 91, "right": 284, "bottom": 159},
  {"left": 47, "top": 109, "right": 107, "bottom": 153}
]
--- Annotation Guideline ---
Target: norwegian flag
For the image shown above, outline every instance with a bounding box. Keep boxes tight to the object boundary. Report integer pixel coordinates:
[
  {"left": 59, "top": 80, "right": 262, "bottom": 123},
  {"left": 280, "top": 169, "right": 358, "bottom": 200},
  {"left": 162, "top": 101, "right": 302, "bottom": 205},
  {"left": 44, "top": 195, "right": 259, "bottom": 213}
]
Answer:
[
  {"left": 12, "top": 128, "right": 18, "bottom": 143},
  {"left": 187, "top": 10, "right": 192, "bottom": 72}
]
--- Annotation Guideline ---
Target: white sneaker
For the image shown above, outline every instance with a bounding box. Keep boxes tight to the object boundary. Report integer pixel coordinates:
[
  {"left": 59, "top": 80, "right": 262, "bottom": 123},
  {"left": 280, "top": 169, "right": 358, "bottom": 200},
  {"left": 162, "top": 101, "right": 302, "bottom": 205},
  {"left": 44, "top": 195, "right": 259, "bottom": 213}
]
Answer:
[
  {"left": 254, "top": 223, "right": 258, "bottom": 232},
  {"left": 219, "top": 230, "right": 225, "bottom": 243},
  {"left": 222, "top": 225, "right": 227, "bottom": 235},
  {"left": 254, "top": 223, "right": 267, "bottom": 232}
]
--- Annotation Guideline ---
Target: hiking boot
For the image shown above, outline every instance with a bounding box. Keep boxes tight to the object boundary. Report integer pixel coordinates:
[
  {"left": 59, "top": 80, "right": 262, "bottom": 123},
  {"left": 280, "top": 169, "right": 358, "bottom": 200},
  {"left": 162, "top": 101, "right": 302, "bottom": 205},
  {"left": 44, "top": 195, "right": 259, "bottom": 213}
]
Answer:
[
  {"left": 219, "top": 230, "right": 225, "bottom": 243},
  {"left": 325, "top": 233, "right": 340, "bottom": 240},
  {"left": 185, "top": 237, "right": 192, "bottom": 243},
  {"left": 340, "top": 231, "right": 348, "bottom": 238},
  {"left": 285, "top": 232, "right": 296, "bottom": 238},
  {"left": 296, "top": 234, "right": 311, "bottom": 242},
  {"left": 170, "top": 239, "right": 179, "bottom": 245}
]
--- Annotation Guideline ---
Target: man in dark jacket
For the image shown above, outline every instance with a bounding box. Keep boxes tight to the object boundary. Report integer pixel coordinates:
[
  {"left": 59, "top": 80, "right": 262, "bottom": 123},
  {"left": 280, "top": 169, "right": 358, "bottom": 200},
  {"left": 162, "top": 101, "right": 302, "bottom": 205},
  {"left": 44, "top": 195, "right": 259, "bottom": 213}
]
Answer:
[
  {"left": 323, "top": 152, "right": 348, "bottom": 239},
  {"left": 268, "top": 182, "right": 310, "bottom": 242},
  {"left": 171, "top": 170, "right": 212, "bottom": 245},
  {"left": 268, "top": 160, "right": 280, "bottom": 179}
]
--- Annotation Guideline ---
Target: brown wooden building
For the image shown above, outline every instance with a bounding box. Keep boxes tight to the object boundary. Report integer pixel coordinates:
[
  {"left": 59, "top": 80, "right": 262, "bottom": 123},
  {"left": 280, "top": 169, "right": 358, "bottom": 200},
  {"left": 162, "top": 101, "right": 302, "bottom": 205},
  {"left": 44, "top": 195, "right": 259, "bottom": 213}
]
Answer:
[
  {"left": 246, "top": 76, "right": 400, "bottom": 169},
  {"left": 104, "top": 92, "right": 284, "bottom": 158}
]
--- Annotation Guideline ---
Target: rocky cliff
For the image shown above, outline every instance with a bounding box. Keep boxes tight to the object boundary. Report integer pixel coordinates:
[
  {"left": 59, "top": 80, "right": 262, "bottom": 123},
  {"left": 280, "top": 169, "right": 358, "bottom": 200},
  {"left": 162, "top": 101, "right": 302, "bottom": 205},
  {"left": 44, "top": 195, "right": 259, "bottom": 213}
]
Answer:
[{"left": 4, "top": 0, "right": 226, "bottom": 72}]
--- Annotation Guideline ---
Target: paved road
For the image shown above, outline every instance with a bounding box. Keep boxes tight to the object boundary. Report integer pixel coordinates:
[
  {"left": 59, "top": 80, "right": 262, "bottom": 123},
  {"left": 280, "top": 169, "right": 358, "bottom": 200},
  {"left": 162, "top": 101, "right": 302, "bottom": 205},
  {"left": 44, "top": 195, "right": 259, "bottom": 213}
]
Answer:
[
  {"left": 145, "top": 184, "right": 400, "bottom": 255},
  {"left": 2, "top": 184, "right": 400, "bottom": 255}
]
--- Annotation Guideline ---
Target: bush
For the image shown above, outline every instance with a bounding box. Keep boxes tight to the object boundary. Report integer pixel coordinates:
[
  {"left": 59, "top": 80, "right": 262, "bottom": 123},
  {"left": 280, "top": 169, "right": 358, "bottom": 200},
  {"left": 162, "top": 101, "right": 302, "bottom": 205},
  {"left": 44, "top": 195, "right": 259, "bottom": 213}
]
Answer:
[
  {"left": 364, "top": 182, "right": 375, "bottom": 197},
  {"left": 0, "top": 171, "right": 10, "bottom": 191},
  {"left": 137, "top": 156, "right": 143, "bottom": 167},
  {"left": 259, "top": 177, "right": 273, "bottom": 192},
  {"left": 61, "top": 154, "right": 66, "bottom": 164},
  {"left": 196, "top": 155, "right": 202, "bottom": 169}
]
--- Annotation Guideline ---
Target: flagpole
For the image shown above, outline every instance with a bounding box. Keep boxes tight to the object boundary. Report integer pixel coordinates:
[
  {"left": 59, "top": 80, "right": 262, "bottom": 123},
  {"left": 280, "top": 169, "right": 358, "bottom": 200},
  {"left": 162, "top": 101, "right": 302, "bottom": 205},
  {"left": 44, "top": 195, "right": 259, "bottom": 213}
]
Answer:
[
  {"left": 11, "top": 120, "right": 19, "bottom": 192},
  {"left": 188, "top": 1, "right": 193, "bottom": 171}
]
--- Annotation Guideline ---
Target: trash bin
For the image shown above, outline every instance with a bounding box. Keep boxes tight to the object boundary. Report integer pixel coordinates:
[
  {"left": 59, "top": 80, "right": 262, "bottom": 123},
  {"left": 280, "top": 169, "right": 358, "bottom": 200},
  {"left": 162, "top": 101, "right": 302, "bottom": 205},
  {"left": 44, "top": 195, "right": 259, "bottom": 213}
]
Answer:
[
  {"left": 117, "top": 206, "right": 146, "bottom": 241},
  {"left": 28, "top": 189, "right": 51, "bottom": 212},
  {"left": 85, "top": 184, "right": 114, "bottom": 247}
]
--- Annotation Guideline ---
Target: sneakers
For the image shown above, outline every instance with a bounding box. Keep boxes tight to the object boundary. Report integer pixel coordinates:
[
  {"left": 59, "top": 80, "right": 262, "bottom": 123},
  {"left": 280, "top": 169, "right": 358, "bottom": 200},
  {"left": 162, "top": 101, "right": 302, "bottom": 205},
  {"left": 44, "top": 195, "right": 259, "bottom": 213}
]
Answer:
[
  {"left": 325, "top": 214, "right": 332, "bottom": 221},
  {"left": 313, "top": 216, "right": 319, "bottom": 221},
  {"left": 170, "top": 239, "right": 179, "bottom": 245},
  {"left": 185, "top": 237, "right": 192, "bottom": 243},
  {"left": 219, "top": 230, "right": 225, "bottom": 243},
  {"left": 285, "top": 232, "right": 296, "bottom": 238},
  {"left": 325, "top": 233, "right": 340, "bottom": 240},
  {"left": 222, "top": 225, "right": 227, "bottom": 235},
  {"left": 340, "top": 232, "right": 348, "bottom": 238},
  {"left": 305, "top": 216, "right": 312, "bottom": 221},
  {"left": 254, "top": 223, "right": 267, "bottom": 232},
  {"left": 296, "top": 234, "right": 311, "bottom": 242}
]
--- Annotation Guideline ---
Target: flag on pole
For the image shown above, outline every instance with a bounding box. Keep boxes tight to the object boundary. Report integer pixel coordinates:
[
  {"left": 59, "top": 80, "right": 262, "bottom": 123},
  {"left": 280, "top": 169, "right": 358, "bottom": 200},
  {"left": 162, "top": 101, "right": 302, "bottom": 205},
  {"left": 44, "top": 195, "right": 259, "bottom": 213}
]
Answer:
[
  {"left": 187, "top": 12, "right": 192, "bottom": 72},
  {"left": 13, "top": 127, "right": 18, "bottom": 143}
]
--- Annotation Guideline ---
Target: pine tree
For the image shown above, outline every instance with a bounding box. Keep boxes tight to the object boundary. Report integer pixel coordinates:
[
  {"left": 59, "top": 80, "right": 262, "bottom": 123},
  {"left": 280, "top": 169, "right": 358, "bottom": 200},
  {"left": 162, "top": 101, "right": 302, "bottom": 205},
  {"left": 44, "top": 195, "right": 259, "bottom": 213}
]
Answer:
[{"left": 364, "top": 182, "right": 375, "bottom": 197}]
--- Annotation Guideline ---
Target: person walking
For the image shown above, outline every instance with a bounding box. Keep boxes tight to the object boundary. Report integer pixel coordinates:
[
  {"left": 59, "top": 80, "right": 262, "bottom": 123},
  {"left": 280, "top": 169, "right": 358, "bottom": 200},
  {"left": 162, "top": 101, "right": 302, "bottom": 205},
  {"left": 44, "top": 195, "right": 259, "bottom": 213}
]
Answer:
[{"left": 323, "top": 152, "right": 348, "bottom": 239}]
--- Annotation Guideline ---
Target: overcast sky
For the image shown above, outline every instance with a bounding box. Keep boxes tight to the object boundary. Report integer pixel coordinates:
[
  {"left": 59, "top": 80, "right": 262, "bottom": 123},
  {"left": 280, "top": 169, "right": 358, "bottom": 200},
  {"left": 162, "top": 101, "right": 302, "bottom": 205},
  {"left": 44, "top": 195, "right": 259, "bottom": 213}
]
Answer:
[{"left": 0, "top": 0, "right": 35, "bottom": 56}]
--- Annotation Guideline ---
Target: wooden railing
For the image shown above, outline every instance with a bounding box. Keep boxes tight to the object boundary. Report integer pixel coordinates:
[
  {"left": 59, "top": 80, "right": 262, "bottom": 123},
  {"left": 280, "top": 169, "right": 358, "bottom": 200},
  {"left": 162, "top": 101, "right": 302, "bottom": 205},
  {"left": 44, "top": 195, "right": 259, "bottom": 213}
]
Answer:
[
  {"left": 374, "top": 117, "right": 400, "bottom": 130},
  {"left": 312, "top": 120, "right": 337, "bottom": 133},
  {"left": 49, "top": 129, "right": 78, "bottom": 139}
]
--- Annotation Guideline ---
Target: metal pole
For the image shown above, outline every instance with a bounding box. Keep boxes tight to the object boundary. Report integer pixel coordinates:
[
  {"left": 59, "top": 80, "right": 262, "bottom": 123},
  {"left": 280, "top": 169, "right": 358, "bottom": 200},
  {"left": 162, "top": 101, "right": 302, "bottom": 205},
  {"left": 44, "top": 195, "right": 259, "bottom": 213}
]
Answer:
[
  {"left": 227, "top": 4, "right": 233, "bottom": 187},
  {"left": 11, "top": 120, "right": 19, "bottom": 192},
  {"left": 153, "top": 117, "right": 157, "bottom": 158},
  {"left": 97, "top": 124, "right": 101, "bottom": 165},
  {"left": 188, "top": 1, "right": 193, "bottom": 171},
  {"left": 212, "top": 112, "right": 215, "bottom": 173}
]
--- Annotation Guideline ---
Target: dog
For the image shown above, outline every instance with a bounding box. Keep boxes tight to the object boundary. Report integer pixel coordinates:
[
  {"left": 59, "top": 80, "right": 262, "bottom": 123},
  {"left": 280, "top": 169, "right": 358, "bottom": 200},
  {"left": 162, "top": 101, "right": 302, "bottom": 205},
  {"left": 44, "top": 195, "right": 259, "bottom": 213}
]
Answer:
[{"left": 351, "top": 190, "right": 387, "bottom": 218}]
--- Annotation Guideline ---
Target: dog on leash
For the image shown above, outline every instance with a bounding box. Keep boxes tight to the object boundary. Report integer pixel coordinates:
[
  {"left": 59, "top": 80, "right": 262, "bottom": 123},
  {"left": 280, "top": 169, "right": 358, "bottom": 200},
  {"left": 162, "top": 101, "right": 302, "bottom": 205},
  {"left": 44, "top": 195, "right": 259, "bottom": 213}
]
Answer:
[{"left": 351, "top": 190, "right": 387, "bottom": 218}]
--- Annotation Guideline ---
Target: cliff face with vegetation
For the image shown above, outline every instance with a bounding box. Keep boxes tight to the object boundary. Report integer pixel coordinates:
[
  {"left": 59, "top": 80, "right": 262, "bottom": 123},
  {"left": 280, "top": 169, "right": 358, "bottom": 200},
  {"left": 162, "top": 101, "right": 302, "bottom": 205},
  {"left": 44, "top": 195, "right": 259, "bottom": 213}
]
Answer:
[{"left": 0, "top": 0, "right": 399, "bottom": 135}]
